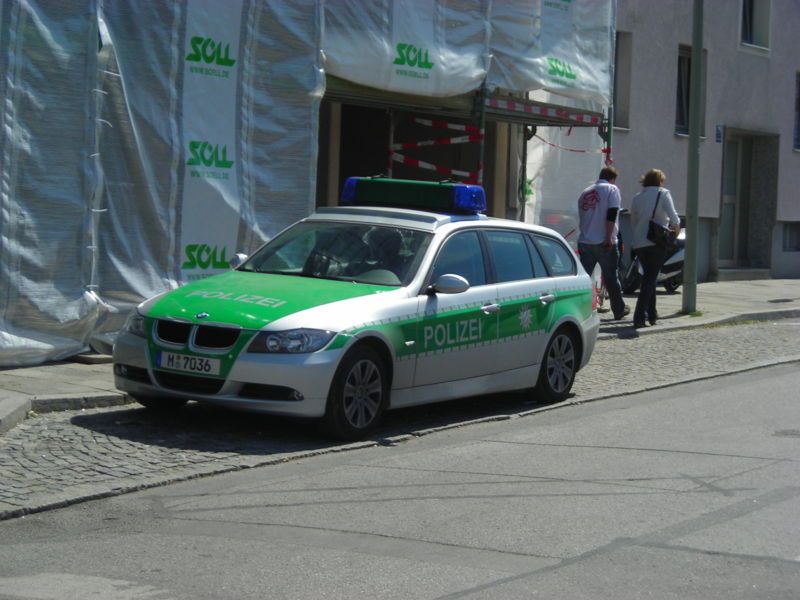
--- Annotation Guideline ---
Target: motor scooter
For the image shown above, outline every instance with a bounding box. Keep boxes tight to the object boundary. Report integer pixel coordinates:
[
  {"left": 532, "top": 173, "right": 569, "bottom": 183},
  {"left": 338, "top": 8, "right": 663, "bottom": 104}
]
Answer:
[{"left": 621, "top": 229, "right": 685, "bottom": 295}]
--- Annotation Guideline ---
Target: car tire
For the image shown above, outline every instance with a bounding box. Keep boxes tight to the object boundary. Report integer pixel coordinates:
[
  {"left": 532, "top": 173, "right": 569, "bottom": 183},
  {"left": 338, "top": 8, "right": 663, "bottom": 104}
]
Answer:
[
  {"left": 323, "top": 345, "right": 387, "bottom": 440},
  {"left": 535, "top": 328, "right": 578, "bottom": 403},
  {"left": 134, "top": 396, "right": 188, "bottom": 412}
]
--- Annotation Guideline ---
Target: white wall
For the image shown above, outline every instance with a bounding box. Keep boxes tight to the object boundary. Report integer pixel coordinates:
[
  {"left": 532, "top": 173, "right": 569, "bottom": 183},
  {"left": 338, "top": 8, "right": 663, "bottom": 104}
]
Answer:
[{"left": 613, "top": 0, "right": 800, "bottom": 223}]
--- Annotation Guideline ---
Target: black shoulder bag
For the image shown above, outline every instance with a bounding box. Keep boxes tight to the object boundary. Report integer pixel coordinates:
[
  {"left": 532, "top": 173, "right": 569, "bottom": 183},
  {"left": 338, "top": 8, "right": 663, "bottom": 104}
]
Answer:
[{"left": 646, "top": 191, "right": 676, "bottom": 249}]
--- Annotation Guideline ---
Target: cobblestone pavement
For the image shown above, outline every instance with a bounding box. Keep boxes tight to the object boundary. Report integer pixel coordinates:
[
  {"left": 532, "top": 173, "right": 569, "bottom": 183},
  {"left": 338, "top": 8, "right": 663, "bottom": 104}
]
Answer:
[{"left": 2, "top": 318, "right": 799, "bottom": 520}]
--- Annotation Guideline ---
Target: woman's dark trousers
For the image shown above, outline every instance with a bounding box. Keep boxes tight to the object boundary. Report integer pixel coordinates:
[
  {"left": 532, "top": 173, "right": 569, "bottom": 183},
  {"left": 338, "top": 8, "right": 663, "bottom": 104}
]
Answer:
[{"left": 633, "top": 245, "right": 667, "bottom": 326}]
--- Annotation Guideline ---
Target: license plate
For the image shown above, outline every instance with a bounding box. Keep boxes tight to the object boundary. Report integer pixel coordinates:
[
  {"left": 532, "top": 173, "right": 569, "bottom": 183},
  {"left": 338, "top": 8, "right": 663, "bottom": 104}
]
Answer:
[{"left": 157, "top": 352, "right": 221, "bottom": 376}]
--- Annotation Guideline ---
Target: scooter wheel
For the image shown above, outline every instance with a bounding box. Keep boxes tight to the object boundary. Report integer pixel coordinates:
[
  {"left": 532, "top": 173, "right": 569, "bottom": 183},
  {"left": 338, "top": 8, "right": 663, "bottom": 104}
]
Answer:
[
  {"left": 663, "top": 278, "right": 681, "bottom": 294},
  {"left": 622, "top": 267, "right": 641, "bottom": 294}
]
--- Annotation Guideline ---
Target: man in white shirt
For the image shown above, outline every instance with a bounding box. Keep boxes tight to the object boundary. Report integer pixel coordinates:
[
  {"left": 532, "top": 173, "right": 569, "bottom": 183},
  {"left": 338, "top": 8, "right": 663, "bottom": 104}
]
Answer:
[{"left": 577, "top": 166, "right": 629, "bottom": 320}]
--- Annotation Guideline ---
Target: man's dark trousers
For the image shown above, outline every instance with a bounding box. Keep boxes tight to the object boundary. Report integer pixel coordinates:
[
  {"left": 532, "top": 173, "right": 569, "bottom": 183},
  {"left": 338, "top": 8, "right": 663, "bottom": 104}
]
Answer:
[{"left": 578, "top": 243, "right": 626, "bottom": 319}]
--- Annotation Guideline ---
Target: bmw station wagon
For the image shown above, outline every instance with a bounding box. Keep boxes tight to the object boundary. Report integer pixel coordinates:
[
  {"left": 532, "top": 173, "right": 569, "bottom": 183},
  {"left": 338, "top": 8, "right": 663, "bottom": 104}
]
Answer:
[{"left": 113, "top": 178, "right": 600, "bottom": 439}]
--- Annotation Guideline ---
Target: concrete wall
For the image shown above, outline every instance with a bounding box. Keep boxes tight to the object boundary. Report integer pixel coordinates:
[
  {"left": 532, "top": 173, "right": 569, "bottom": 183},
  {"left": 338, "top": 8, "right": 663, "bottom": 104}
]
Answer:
[{"left": 613, "top": 0, "right": 800, "bottom": 225}]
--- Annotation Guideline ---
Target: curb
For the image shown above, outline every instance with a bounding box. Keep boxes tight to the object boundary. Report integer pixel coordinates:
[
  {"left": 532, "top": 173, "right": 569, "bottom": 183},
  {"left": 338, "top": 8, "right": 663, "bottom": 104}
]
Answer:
[
  {"left": 0, "top": 393, "right": 132, "bottom": 435},
  {"left": 0, "top": 397, "right": 31, "bottom": 435},
  {"left": 596, "top": 307, "right": 800, "bottom": 340}
]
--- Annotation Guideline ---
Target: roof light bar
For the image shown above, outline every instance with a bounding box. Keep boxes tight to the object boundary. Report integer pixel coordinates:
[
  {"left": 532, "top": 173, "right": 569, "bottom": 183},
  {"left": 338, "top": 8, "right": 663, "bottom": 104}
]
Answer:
[{"left": 340, "top": 177, "right": 486, "bottom": 214}]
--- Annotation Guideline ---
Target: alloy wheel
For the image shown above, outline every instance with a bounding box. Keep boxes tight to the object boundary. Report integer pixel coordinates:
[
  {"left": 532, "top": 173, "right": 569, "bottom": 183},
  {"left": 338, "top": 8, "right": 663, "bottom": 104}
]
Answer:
[
  {"left": 546, "top": 333, "right": 575, "bottom": 394},
  {"left": 342, "top": 358, "right": 383, "bottom": 428}
]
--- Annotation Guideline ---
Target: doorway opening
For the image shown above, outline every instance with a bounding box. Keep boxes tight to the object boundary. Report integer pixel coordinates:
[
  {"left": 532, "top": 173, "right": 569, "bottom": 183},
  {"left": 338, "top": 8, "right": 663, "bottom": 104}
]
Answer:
[{"left": 718, "top": 131, "right": 777, "bottom": 270}]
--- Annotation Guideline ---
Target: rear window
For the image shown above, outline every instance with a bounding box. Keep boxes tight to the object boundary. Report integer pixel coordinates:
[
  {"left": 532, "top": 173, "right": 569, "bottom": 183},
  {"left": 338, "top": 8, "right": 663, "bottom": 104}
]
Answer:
[
  {"left": 532, "top": 234, "right": 576, "bottom": 277},
  {"left": 485, "top": 230, "right": 534, "bottom": 283}
]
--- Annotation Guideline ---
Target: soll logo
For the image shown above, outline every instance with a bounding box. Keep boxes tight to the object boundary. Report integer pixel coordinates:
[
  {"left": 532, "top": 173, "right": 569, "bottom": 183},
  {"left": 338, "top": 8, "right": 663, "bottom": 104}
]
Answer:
[
  {"left": 547, "top": 57, "right": 577, "bottom": 80},
  {"left": 393, "top": 43, "right": 434, "bottom": 69},
  {"left": 186, "top": 36, "right": 236, "bottom": 67},
  {"left": 187, "top": 141, "right": 234, "bottom": 169},
  {"left": 182, "top": 244, "right": 229, "bottom": 270}
]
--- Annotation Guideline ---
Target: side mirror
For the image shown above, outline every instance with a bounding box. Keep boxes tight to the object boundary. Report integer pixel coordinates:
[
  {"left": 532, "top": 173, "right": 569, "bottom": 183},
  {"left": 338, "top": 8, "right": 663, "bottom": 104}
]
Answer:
[
  {"left": 229, "top": 253, "right": 248, "bottom": 269},
  {"left": 427, "top": 274, "right": 470, "bottom": 295}
]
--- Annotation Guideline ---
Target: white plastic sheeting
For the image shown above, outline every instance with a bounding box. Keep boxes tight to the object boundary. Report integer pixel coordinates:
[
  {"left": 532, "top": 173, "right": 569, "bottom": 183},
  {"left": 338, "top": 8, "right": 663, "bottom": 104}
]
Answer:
[
  {"left": 88, "top": 0, "right": 324, "bottom": 355},
  {"left": 525, "top": 125, "right": 605, "bottom": 246},
  {"left": 1, "top": 0, "right": 323, "bottom": 365},
  {"left": 0, "top": 0, "right": 100, "bottom": 365},
  {"left": 0, "top": 0, "right": 612, "bottom": 366},
  {"left": 324, "top": 0, "right": 490, "bottom": 98},
  {"left": 324, "top": 0, "right": 614, "bottom": 105}
]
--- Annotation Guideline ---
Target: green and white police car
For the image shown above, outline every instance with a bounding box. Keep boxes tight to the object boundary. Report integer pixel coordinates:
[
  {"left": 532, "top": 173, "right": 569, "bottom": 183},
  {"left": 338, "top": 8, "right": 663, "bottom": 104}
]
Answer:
[{"left": 113, "top": 178, "right": 599, "bottom": 439}]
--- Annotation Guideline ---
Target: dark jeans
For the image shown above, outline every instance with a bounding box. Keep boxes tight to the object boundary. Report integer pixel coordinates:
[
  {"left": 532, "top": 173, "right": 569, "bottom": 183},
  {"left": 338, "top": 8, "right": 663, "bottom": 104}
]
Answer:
[
  {"left": 633, "top": 244, "right": 667, "bottom": 325},
  {"left": 578, "top": 242, "right": 626, "bottom": 319}
]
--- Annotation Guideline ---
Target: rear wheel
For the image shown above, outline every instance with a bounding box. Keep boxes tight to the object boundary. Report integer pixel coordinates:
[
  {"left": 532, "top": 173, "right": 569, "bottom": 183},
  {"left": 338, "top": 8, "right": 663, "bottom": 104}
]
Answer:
[
  {"left": 621, "top": 262, "right": 641, "bottom": 294},
  {"left": 535, "top": 328, "right": 578, "bottom": 403},
  {"left": 663, "top": 276, "right": 681, "bottom": 294},
  {"left": 133, "top": 396, "right": 188, "bottom": 412},
  {"left": 323, "top": 345, "right": 387, "bottom": 440}
]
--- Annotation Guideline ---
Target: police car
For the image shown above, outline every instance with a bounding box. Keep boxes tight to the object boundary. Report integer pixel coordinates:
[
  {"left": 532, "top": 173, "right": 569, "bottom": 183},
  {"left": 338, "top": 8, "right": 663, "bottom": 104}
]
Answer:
[{"left": 113, "top": 178, "right": 600, "bottom": 439}]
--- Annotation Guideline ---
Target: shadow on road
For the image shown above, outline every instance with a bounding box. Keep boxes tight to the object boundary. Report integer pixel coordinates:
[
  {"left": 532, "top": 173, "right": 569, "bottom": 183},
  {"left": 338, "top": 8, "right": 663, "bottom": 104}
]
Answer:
[{"left": 69, "top": 389, "right": 562, "bottom": 456}]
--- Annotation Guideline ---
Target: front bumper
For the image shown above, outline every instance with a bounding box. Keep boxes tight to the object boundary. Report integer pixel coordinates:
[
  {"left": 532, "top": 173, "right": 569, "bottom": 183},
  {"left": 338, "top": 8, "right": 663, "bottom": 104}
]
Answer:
[{"left": 112, "top": 330, "right": 343, "bottom": 418}]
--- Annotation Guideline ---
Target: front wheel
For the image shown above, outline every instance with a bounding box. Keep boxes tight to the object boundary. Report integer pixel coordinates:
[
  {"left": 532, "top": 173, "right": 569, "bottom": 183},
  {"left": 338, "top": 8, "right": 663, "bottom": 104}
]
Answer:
[
  {"left": 323, "top": 345, "right": 388, "bottom": 440},
  {"left": 535, "top": 328, "right": 578, "bottom": 403}
]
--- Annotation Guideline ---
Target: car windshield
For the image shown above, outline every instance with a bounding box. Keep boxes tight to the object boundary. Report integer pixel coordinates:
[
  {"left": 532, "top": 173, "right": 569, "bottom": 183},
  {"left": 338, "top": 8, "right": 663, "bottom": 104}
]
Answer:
[{"left": 240, "top": 221, "right": 433, "bottom": 286}]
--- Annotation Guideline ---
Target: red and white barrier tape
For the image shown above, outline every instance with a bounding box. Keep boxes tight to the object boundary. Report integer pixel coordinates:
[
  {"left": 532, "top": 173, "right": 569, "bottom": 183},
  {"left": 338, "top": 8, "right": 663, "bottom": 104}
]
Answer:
[
  {"left": 486, "top": 98, "right": 601, "bottom": 126},
  {"left": 391, "top": 133, "right": 482, "bottom": 151},
  {"left": 533, "top": 134, "right": 605, "bottom": 155},
  {"left": 390, "top": 151, "right": 479, "bottom": 184}
]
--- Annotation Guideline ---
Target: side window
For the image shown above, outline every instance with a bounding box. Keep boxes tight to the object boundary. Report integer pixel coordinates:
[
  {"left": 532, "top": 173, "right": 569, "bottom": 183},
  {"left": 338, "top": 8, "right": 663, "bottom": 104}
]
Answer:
[
  {"left": 534, "top": 235, "right": 576, "bottom": 277},
  {"left": 485, "top": 230, "right": 534, "bottom": 283},
  {"left": 430, "top": 231, "right": 487, "bottom": 286},
  {"left": 525, "top": 235, "right": 549, "bottom": 278}
]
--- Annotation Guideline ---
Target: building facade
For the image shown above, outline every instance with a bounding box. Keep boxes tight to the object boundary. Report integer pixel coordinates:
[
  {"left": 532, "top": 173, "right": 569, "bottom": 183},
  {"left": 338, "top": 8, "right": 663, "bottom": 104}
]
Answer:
[{"left": 612, "top": 0, "right": 800, "bottom": 280}]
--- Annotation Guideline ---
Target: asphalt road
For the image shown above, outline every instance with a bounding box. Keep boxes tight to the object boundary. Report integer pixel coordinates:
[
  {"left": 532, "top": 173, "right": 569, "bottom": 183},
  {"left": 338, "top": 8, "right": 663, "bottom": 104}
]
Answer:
[{"left": 1, "top": 362, "right": 798, "bottom": 599}]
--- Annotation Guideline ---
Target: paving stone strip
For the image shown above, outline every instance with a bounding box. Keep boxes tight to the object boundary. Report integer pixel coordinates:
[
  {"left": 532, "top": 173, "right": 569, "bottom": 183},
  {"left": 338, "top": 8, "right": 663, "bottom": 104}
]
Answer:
[{"left": 1, "top": 319, "right": 799, "bottom": 520}]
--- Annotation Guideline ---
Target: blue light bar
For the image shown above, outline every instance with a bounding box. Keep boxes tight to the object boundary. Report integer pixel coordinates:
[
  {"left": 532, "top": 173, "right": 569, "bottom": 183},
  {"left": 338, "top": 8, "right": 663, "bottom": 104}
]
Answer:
[
  {"left": 340, "top": 177, "right": 358, "bottom": 203},
  {"left": 453, "top": 184, "right": 486, "bottom": 214},
  {"left": 339, "top": 177, "right": 486, "bottom": 214}
]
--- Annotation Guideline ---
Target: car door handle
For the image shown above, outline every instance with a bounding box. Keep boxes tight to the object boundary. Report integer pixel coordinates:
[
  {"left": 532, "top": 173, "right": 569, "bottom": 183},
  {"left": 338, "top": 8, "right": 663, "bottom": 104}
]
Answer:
[
  {"left": 538, "top": 294, "right": 556, "bottom": 305},
  {"left": 481, "top": 303, "right": 500, "bottom": 314}
]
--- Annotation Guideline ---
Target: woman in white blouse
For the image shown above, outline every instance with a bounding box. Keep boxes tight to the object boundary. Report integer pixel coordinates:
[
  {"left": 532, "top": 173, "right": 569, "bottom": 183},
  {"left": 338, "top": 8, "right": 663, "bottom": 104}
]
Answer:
[{"left": 629, "top": 169, "right": 681, "bottom": 328}]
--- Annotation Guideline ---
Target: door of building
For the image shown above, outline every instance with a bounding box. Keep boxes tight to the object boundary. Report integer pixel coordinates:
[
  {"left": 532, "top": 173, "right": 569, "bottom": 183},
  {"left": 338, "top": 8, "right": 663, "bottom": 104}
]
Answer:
[{"left": 719, "top": 136, "right": 752, "bottom": 267}]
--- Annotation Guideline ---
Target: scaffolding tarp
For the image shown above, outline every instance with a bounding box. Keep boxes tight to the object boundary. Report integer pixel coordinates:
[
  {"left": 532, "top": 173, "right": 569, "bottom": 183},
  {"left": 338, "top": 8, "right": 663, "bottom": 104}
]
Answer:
[
  {"left": 323, "top": 0, "right": 490, "bottom": 98},
  {"left": 488, "top": 0, "right": 614, "bottom": 105},
  {"left": 0, "top": 0, "right": 99, "bottom": 366},
  {"left": 0, "top": 0, "right": 612, "bottom": 366},
  {"left": 324, "top": 0, "right": 614, "bottom": 105},
  {"left": 88, "top": 0, "right": 324, "bottom": 353}
]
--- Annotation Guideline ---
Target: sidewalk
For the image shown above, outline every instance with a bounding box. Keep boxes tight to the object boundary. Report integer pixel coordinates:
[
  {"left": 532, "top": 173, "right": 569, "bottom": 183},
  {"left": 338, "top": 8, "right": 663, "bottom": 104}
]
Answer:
[
  {"left": 2, "top": 279, "right": 799, "bottom": 435},
  {"left": 596, "top": 278, "right": 800, "bottom": 339}
]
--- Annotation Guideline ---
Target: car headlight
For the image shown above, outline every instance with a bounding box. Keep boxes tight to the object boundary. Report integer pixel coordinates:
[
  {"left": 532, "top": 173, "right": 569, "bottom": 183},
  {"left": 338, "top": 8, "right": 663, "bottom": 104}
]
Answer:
[
  {"left": 248, "top": 329, "right": 335, "bottom": 353},
  {"left": 123, "top": 311, "right": 147, "bottom": 338}
]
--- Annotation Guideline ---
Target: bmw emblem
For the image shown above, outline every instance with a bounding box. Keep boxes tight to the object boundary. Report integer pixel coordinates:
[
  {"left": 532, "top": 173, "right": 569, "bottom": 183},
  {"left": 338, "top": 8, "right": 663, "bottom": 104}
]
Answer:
[{"left": 196, "top": 312, "right": 210, "bottom": 319}]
